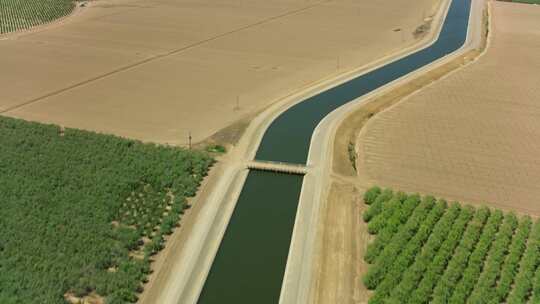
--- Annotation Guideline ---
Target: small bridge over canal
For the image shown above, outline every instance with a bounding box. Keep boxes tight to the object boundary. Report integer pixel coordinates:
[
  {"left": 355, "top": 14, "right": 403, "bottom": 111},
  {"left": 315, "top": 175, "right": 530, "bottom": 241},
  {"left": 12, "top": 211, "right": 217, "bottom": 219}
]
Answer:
[{"left": 247, "top": 160, "right": 308, "bottom": 175}]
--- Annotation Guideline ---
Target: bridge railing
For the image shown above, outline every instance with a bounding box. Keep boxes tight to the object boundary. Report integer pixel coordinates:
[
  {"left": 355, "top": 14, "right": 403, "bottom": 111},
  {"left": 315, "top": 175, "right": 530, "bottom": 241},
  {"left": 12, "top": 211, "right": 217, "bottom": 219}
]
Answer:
[{"left": 246, "top": 160, "right": 308, "bottom": 175}]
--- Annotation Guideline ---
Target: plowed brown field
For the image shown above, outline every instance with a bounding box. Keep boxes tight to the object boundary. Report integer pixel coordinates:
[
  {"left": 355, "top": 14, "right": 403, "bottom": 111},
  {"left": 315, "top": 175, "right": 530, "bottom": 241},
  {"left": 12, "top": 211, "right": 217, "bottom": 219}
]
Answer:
[
  {"left": 1, "top": 0, "right": 439, "bottom": 145},
  {"left": 358, "top": 1, "right": 540, "bottom": 215}
]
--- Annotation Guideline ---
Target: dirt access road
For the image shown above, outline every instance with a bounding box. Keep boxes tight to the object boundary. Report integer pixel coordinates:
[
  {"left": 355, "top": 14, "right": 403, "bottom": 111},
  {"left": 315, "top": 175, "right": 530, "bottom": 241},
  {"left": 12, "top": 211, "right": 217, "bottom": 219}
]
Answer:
[
  {"left": 1, "top": 0, "right": 439, "bottom": 145},
  {"left": 358, "top": 1, "right": 540, "bottom": 215}
]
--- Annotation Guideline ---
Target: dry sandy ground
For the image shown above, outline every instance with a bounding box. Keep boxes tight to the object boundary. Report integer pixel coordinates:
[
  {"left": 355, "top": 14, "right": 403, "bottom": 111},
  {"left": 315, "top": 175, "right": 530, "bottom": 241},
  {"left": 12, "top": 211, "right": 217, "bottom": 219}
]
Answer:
[
  {"left": 311, "top": 180, "right": 372, "bottom": 304},
  {"left": 358, "top": 1, "right": 540, "bottom": 215},
  {"left": 1, "top": 0, "right": 440, "bottom": 145}
]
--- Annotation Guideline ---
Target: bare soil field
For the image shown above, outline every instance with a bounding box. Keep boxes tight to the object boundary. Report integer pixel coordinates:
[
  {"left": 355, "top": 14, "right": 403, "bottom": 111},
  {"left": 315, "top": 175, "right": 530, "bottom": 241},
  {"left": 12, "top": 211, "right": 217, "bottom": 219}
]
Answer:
[
  {"left": 1, "top": 0, "right": 440, "bottom": 145},
  {"left": 311, "top": 181, "right": 371, "bottom": 304},
  {"left": 358, "top": 1, "right": 540, "bottom": 215}
]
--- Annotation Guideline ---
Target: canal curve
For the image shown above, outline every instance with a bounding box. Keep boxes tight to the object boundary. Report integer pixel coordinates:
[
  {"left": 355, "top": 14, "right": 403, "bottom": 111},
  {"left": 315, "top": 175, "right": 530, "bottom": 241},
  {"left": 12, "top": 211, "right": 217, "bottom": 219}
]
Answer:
[
  {"left": 197, "top": 0, "right": 473, "bottom": 303},
  {"left": 256, "top": 0, "right": 472, "bottom": 164}
]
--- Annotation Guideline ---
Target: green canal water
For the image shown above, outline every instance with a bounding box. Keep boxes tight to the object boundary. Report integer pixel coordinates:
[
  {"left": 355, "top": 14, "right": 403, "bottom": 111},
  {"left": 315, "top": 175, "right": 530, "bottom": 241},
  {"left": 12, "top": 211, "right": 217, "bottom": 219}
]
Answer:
[{"left": 197, "top": 171, "right": 304, "bottom": 304}]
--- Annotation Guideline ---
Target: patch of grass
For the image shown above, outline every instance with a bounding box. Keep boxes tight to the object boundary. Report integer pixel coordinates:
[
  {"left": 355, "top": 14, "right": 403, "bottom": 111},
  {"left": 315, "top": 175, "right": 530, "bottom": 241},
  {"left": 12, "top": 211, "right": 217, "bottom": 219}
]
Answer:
[
  {"left": 0, "top": 116, "right": 213, "bottom": 303},
  {"left": 206, "top": 144, "right": 227, "bottom": 153},
  {"left": 362, "top": 187, "right": 540, "bottom": 304},
  {"left": 347, "top": 141, "right": 357, "bottom": 171}
]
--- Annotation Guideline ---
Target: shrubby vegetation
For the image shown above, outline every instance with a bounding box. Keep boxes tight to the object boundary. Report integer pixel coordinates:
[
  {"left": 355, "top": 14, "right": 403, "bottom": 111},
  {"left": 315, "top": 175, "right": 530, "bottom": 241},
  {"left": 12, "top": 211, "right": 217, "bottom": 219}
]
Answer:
[
  {"left": 389, "top": 204, "right": 474, "bottom": 303},
  {"left": 362, "top": 188, "right": 393, "bottom": 222},
  {"left": 0, "top": 0, "right": 75, "bottom": 34},
  {"left": 205, "top": 144, "right": 226, "bottom": 153},
  {"left": 362, "top": 186, "right": 540, "bottom": 304},
  {"left": 507, "top": 220, "right": 540, "bottom": 303},
  {"left": 432, "top": 206, "right": 491, "bottom": 302},
  {"left": 368, "top": 200, "right": 452, "bottom": 304},
  {"left": 449, "top": 210, "right": 507, "bottom": 304},
  {"left": 363, "top": 195, "right": 435, "bottom": 289},
  {"left": 469, "top": 215, "right": 529, "bottom": 303},
  {"left": 411, "top": 206, "right": 485, "bottom": 304},
  {"left": 364, "top": 193, "right": 421, "bottom": 263},
  {"left": 367, "top": 194, "right": 404, "bottom": 235},
  {"left": 0, "top": 117, "right": 213, "bottom": 303}
]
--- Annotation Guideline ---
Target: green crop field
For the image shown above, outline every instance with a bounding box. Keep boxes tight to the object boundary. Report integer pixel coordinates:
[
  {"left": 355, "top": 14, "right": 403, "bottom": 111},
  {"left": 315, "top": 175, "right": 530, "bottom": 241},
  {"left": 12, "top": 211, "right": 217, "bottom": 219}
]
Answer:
[
  {"left": 0, "top": 116, "right": 213, "bottom": 303},
  {"left": 362, "top": 187, "right": 540, "bottom": 304},
  {"left": 0, "top": 0, "right": 75, "bottom": 34}
]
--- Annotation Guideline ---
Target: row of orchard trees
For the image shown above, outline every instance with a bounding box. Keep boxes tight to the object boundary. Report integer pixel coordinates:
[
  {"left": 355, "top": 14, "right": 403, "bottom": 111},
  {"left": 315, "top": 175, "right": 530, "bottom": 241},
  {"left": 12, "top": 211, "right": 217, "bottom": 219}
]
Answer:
[
  {"left": 0, "top": 0, "right": 74, "bottom": 34},
  {"left": 0, "top": 117, "right": 213, "bottom": 304},
  {"left": 362, "top": 186, "right": 540, "bottom": 304}
]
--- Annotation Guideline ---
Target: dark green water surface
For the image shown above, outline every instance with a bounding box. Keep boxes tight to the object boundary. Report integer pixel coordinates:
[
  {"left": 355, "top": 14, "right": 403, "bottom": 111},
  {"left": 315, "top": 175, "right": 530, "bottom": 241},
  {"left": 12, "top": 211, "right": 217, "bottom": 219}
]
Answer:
[{"left": 197, "top": 171, "right": 304, "bottom": 304}]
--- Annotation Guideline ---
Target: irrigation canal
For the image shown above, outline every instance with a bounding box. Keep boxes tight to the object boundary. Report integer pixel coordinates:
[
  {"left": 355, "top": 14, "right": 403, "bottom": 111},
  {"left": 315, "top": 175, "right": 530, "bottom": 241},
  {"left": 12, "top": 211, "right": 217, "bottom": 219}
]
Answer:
[{"left": 197, "top": 0, "right": 472, "bottom": 303}]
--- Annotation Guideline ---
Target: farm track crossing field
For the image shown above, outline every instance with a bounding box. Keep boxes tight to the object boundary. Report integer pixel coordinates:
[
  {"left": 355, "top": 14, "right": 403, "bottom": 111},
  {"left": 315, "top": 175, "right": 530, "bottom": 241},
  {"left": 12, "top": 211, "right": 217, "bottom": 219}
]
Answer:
[
  {"left": 0, "top": 0, "right": 74, "bottom": 34},
  {"left": 0, "top": 116, "right": 212, "bottom": 303},
  {"left": 362, "top": 187, "right": 540, "bottom": 304},
  {"left": 0, "top": 0, "right": 440, "bottom": 145}
]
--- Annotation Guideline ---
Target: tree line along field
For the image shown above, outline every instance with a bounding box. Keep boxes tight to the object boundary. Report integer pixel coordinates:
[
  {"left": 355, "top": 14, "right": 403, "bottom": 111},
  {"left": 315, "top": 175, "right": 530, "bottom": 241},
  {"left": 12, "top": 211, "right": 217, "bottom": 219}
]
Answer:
[
  {"left": 362, "top": 187, "right": 540, "bottom": 304},
  {"left": 0, "top": 0, "right": 74, "bottom": 34},
  {"left": 0, "top": 116, "right": 213, "bottom": 303}
]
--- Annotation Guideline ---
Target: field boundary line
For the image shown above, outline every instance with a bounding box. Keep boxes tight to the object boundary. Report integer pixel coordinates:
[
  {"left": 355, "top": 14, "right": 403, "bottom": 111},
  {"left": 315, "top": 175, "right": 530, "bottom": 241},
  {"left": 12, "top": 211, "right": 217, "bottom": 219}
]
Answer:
[{"left": 0, "top": 0, "right": 331, "bottom": 115}]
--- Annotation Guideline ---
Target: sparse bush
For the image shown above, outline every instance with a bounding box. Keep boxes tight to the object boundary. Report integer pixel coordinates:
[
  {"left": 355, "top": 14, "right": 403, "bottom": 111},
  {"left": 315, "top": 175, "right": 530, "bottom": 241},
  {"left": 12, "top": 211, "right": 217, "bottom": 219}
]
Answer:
[
  {"left": 368, "top": 200, "right": 452, "bottom": 303},
  {"left": 363, "top": 188, "right": 393, "bottom": 222},
  {"left": 364, "top": 193, "right": 421, "bottom": 263},
  {"left": 363, "top": 195, "right": 436, "bottom": 289},
  {"left": 390, "top": 204, "right": 473, "bottom": 303},
  {"left": 431, "top": 207, "right": 492, "bottom": 304},
  {"left": 411, "top": 206, "right": 484, "bottom": 304},
  {"left": 470, "top": 215, "right": 529, "bottom": 303},
  {"left": 507, "top": 220, "right": 540, "bottom": 303},
  {"left": 206, "top": 144, "right": 226, "bottom": 153},
  {"left": 450, "top": 210, "right": 508, "bottom": 304},
  {"left": 367, "top": 196, "right": 402, "bottom": 234},
  {"left": 363, "top": 186, "right": 382, "bottom": 205}
]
